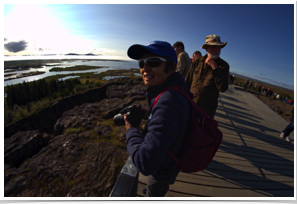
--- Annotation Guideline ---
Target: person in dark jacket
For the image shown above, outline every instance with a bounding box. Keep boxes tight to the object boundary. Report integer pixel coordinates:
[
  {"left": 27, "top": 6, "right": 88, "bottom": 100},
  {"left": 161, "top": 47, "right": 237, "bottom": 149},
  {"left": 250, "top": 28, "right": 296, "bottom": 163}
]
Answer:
[
  {"left": 185, "top": 34, "right": 229, "bottom": 118},
  {"left": 125, "top": 41, "right": 190, "bottom": 197}
]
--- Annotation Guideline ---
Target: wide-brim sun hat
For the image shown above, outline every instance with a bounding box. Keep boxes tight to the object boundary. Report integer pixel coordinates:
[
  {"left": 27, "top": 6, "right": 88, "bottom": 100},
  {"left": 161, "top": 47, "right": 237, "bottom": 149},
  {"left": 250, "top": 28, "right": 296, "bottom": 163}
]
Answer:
[
  {"left": 201, "top": 34, "right": 227, "bottom": 49},
  {"left": 127, "top": 41, "right": 177, "bottom": 63}
]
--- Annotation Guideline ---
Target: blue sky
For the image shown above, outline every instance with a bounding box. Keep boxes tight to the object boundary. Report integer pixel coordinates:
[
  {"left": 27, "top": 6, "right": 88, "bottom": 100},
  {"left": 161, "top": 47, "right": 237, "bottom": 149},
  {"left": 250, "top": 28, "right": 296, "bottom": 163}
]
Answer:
[{"left": 3, "top": 2, "right": 295, "bottom": 90}]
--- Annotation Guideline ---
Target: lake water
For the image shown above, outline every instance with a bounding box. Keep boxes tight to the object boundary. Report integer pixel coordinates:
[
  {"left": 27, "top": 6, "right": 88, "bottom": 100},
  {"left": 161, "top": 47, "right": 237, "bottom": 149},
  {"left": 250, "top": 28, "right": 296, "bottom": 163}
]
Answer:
[{"left": 4, "top": 59, "right": 139, "bottom": 87}]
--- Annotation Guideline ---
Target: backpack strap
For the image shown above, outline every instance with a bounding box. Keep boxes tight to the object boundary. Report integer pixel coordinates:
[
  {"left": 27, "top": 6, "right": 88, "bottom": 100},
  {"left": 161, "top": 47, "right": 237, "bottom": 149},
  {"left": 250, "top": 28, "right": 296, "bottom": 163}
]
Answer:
[
  {"left": 152, "top": 86, "right": 192, "bottom": 164},
  {"left": 152, "top": 86, "right": 194, "bottom": 109}
]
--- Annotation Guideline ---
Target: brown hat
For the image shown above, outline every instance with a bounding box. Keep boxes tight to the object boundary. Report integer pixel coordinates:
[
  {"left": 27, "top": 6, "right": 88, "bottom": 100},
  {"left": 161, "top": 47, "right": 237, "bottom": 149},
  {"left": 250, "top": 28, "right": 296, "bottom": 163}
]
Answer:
[{"left": 201, "top": 34, "right": 227, "bottom": 49}]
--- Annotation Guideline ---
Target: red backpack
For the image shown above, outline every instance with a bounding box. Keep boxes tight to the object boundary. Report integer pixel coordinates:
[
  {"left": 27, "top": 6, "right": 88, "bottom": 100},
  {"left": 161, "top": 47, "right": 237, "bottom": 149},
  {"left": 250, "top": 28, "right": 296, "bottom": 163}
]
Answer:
[{"left": 152, "top": 86, "right": 223, "bottom": 173}]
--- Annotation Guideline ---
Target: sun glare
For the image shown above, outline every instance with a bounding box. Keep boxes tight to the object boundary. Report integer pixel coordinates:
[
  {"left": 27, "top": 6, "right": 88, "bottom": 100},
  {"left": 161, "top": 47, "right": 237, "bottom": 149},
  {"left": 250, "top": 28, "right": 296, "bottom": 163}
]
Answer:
[{"left": 4, "top": 4, "right": 94, "bottom": 55}]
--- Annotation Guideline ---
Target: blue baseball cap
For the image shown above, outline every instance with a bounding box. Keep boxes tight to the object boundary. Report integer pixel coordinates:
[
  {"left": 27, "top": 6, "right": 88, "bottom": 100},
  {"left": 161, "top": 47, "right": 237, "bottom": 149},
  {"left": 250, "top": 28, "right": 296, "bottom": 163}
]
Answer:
[{"left": 127, "top": 41, "right": 177, "bottom": 63}]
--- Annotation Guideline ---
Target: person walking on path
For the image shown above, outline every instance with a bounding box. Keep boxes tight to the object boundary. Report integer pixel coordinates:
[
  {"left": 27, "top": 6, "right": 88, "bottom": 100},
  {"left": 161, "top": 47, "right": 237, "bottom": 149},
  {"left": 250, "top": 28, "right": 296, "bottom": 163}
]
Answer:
[
  {"left": 261, "top": 86, "right": 265, "bottom": 94},
  {"left": 244, "top": 79, "right": 249, "bottom": 90},
  {"left": 258, "top": 84, "right": 262, "bottom": 93},
  {"left": 280, "top": 108, "right": 294, "bottom": 142},
  {"left": 253, "top": 83, "right": 257, "bottom": 91},
  {"left": 185, "top": 34, "right": 229, "bottom": 118},
  {"left": 249, "top": 81, "right": 253, "bottom": 90},
  {"left": 173, "top": 41, "right": 191, "bottom": 78}
]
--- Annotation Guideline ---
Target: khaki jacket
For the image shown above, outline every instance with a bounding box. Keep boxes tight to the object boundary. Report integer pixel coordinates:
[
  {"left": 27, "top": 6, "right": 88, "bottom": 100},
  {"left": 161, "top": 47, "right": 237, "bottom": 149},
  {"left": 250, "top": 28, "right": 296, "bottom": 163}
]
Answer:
[
  {"left": 185, "top": 55, "right": 229, "bottom": 117},
  {"left": 176, "top": 51, "right": 191, "bottom": 78}
]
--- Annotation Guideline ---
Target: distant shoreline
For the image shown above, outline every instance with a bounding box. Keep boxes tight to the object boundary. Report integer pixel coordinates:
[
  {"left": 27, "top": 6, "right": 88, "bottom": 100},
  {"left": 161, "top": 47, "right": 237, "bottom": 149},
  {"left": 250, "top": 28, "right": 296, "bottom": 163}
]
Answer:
[
  {"left": 3, "top": 58, "right": 293, "bottom": 91},
  {"left": 4, "top": 59, "right": 128, "bottom": 70},
  {"left": 4, "top": 71, "right": 46, "bottom": 82}
]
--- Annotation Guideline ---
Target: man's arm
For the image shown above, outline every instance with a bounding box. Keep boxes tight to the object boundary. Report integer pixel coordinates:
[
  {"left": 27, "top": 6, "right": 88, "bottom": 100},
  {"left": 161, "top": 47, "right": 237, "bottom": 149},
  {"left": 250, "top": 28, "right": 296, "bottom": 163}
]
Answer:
[
  {"left": 212, "top": 61, "right": 230, "bottom": 93},
  {"left": 205, "top": 57, "right": 230, "bottom": 93}
]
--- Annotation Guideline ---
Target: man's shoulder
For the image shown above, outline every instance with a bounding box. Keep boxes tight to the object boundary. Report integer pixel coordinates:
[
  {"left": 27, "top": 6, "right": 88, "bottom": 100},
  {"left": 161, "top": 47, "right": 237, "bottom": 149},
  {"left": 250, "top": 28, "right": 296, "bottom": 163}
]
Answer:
[
  {"left": 218, "top": 57, "right": 229, "bottom": 67},
  {"left": 179, "top": 51, "right": 190, "bottom": 58},
  {"left": 192, "top": 55, "right": 205, "bottom": 65}
]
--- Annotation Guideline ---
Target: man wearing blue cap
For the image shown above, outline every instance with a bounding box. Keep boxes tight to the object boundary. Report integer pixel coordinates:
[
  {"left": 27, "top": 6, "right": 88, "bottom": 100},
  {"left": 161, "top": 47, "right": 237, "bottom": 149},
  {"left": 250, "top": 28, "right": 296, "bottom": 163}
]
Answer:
[
  {"left": 125, "top": 41, "right": 191, "bottom": 196},
  {"left": 185, "top": 34, "right": 230, "bottom": 118}
]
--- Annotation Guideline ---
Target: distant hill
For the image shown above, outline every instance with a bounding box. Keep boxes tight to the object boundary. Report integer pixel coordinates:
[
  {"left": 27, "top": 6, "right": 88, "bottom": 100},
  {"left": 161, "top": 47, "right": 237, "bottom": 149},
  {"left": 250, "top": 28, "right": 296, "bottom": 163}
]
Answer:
[
  {"left": 65, "top": 53, "right": 101, "bottom": 56},
  {"left": 230, "top": 72, "right": 294, "bottom": 93}
]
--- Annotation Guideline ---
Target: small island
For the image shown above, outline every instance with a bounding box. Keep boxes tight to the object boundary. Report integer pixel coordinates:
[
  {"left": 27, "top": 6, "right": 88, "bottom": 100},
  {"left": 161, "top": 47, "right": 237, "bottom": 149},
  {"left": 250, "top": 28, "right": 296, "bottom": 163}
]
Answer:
[{"left": 49, "top": 65, "right": 107, "bottom": 72}]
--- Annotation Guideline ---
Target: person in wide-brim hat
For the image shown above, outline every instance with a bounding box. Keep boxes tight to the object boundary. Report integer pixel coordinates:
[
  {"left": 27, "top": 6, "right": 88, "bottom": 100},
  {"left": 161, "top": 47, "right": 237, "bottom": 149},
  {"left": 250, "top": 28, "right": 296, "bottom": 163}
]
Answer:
[
  {"left": 184, "top": 34, "right": 230, "bottom": 119},
  {"left": 201, "top": 34, "right": 227, "bottom": 49}
]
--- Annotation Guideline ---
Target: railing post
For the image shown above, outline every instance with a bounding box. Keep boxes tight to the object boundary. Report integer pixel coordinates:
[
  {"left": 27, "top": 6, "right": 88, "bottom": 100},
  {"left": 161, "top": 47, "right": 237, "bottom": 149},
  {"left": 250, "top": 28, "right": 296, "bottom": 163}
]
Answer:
[{"left": 110, "top": 157, "right": 139, "bottom": 197}]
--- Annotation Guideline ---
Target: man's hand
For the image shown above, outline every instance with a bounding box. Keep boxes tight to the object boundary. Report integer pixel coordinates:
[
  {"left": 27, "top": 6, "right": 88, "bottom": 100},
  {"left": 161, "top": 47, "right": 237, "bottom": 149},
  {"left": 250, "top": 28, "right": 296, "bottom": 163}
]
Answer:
[{"left": 205, "top": 57, "right": 218, "bottom": 70}]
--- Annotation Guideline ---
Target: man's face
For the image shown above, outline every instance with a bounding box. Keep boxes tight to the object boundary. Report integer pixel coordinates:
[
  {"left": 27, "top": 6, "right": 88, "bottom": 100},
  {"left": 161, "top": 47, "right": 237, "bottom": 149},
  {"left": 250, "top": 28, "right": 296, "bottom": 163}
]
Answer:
[
  {"left": 192, "top": 53, "right": 201, "bottom": 61},
  {"left": 206, "top": 45, "right": 221, "bottom": 59},
  {"left": 174, "top": 46, "right": 182, "bottom": 55}
]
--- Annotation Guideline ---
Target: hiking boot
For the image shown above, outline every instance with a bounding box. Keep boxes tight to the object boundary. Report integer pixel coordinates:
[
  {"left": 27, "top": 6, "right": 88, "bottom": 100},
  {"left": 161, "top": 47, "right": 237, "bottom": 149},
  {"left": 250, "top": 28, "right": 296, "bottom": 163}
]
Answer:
[
  {"left": 286, "top": 137, "right": 291, "bottom": 142},
  {"left": 280, "top": 132, "right": 285, "bottom": 139}
]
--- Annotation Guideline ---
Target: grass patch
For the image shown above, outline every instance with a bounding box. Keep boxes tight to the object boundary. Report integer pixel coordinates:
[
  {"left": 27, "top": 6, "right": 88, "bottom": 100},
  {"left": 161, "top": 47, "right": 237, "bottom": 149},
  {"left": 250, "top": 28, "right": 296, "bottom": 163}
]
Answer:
[
  {"left": 92, "top": 119, "right": 126, "bottom": 149},
  {"left": 65, "top": 127, "right": 83, "bottom": 134}
]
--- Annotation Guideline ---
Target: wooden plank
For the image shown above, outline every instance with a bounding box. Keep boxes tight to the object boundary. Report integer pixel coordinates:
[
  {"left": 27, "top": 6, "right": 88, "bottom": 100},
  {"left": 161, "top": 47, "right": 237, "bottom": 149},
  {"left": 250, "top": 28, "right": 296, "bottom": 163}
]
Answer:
[
  {"left": 247, "top": 189, "right": 294, "bottom": 197},
  {"left": 219, "top": 126, "right": 283, "bottom": 141},
  {"left": 218, "top": 141, "right": 294, "bottom": 159},
  {"left": 219, "top": 140, "right": 294, "bottom": 156},
  {"left": 204, "top": 161, "right": 294, "bottom": 176},
  {"left": 137, "top": 175, "right": 198, "bottom": 197},
  {"left": 214, "top": 155, "right": 294, "bottom": 172},
  {"left": 138, "top": 175, "right": 294, "bottom": 197},
  {"left": 218, "top": 145, "right": 294, "bottom": 161},
  {"left": 165, "top": 190, "right": 198, "bottom": 197},
  {"left": 175, "top": 172, "right": 294, "bottom": 190},
  {"left": 220, "top": 128, "right": 294, "bottom": 146},
  {"left": 217, "top": 117, "right": 288, "bottom": 134},
  {"left": 135, "top": 86, "right": 295, "bottom": 197},
  {"left": 169, "top": 180, "right": 257, "bottom": 197},
  {"left": 219, "top": 132, "right": 294, "bottom": 153},
  {"left": 219, "top": 125, "right": 293, "bottom": 144},
  {"left": 219, "top": 124, "right": 292, "bottom": 142},
  {"left": 169, "top": 181, "right": 294, "bottom": 197},
  {"left": 192, "top": 170, "right": 294, "bottom": 182},
  {"left": 215, "top": 150, "right": 294, "bottom": 166}
]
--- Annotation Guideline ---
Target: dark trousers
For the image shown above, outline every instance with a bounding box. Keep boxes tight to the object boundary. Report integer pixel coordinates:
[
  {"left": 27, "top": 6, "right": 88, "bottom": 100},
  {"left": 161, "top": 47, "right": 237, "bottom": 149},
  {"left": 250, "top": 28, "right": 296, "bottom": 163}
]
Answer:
[
  {"left": 146, "top": 175, "right": 177, "bottom": 197},
  {"left": 282, "top": 115, "right": 294, "bottom": 137}
]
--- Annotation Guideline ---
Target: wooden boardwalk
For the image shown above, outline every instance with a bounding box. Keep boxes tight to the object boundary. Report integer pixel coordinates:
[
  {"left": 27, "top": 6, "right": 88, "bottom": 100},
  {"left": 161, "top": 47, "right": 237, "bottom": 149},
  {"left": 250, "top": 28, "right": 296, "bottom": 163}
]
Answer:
[{"left": 137, "top": 85, "right": 294, "bottom": 197}]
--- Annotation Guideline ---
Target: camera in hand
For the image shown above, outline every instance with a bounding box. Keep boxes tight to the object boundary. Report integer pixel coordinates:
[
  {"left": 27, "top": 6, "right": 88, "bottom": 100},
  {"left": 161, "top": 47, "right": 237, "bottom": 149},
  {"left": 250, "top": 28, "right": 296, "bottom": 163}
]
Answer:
[{"left": 113, "top": 105, "right": 145, "bottom": 127}]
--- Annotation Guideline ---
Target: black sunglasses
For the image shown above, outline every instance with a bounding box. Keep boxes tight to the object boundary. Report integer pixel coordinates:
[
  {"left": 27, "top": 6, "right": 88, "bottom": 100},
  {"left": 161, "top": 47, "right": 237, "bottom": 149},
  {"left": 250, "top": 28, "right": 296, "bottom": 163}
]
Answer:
[{"left": 138, "top": 57, "right": 167, "bottom": 68}]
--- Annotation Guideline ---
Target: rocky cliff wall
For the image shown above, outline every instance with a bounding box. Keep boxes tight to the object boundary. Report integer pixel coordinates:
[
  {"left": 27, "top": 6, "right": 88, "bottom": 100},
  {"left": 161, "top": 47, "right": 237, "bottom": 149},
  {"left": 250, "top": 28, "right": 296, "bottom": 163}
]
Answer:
[
  {"left": 4, "top": 84, "right": 108, "bottom": 138},
  {"left": 4, "top": 77, "right": 149, "bottom": 197}
]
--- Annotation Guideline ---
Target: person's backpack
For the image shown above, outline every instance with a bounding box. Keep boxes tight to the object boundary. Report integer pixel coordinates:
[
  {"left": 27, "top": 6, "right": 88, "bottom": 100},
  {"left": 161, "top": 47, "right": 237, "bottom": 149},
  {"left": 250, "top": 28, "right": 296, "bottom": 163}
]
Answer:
[{"left": 152, "top": 86, "right": 223, "bottom": 173}]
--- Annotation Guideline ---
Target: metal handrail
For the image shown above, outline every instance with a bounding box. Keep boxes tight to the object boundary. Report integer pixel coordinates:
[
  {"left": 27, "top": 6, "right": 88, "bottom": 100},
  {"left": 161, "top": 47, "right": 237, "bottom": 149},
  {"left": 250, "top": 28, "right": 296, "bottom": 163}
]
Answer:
[{"left": 109, "top": 157, "right": 139, "bottom": 197}]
